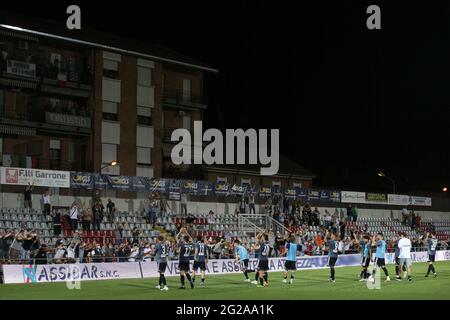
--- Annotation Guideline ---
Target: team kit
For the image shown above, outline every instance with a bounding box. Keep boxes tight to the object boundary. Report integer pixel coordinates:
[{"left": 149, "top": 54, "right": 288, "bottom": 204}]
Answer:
[{"left": 152, "top": 228, "right": 439, "bottom": 290}]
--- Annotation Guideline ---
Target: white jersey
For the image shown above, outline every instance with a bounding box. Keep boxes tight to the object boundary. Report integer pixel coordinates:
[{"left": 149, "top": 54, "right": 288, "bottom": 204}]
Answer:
[{"left": 398, "top": 237, "right": 412, "bottom": 258}]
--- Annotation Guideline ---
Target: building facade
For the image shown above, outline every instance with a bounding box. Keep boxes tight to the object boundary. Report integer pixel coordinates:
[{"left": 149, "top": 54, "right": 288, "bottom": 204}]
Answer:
[{"left": 0, "top": 16, "right": 216, "bottom": 195}]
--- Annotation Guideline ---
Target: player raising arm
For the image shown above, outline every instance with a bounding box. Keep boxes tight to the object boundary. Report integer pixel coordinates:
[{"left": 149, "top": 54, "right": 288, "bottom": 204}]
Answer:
[
  {"left": 176, "top": 227, "right": 195, "bottom": 289},
  {"left": 234, "top": 239, "right": 255, "bottom": 282},
  {"left": 282, "top": 234, "right": 302, "bottom": 284},
  {"left": 255, "top": 230, "right": 270, "bottom": 287}
]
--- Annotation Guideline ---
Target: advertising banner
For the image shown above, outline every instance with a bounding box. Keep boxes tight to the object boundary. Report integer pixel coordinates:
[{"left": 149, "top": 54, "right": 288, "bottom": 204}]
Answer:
[
  {"left": 284, "top": 188, "right": 297, "bottom": 200},
  {"left": 0, "top": 167, "right": 70, "bottom": 188},
  {"left": 198, "top": 181, "right": 215, "bottom": 196},
  {"left": 387, "top": 194, "right": 410, "bottom": 206},
  {"left": 329, "top": 190, "right": 341, "bottom": 202},
  {"left": 94, "top": 174, "right": 109, "bottom": 190},
  {"left": 182, "top": 180, "right": 199, "bottom": 195},
  {"left": 365, "top": 193, "right": 387, "bottom": 204},
  {"left": 148, "top": 178, "right": 168, "bottom": 193},
  {"left": 214, "top": 183, "right": 230, "bottom": 196},
  {"left": 341, "top": 191, "right": 366, "bottom": 203},
  {"left": 230, "top": 184, "right": 247, "bottom": 196},
  {"left": 308, "top": 189, "right": 320, "bottom": 201},
  {"left": 130, "top": 176, "right": 148, "bottom": 193},
  {"left": 296, "top": 188, "right": 308, "bottom": 201},
  {"left": 70, "top": 172, "right": 94, "bottom": 189},
  {"left": 409, "top": 196, "right": 432, "bottom": 207},
  {"left": 4, "top": 251, "right": 449, "bottom": 284},
  {"left": 259, "top": 186, "right": 272, "bottom": 197},
  {"left": 319, "top": 190, "right": 330, "bottom": 202},
  {"left": 2, "top": 262, "right": 143, "bottom": 284},
  {"left": 105, "top": 175, "right": 131, "bottom": 191}
]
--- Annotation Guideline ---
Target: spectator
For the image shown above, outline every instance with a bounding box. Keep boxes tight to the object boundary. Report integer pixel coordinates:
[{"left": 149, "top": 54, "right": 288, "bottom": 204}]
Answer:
[
  {"left": 352, "top": 205, "right": 358, "bottom": 222},
  {"left": 131, "top": 227, "right": 141, "bottom": 245},
  {"left": 42, "top": 189, "right": 51, "bottom": 217},
  {"left": 238, "top": 196, "right": 246, "bottom": 214},
  {"left": 69, "top": 202, "right": 79, "bottom": 231},
  {"left": 24, "top": 183, "right": 34, "bottom": 208},
  {"left": 248, "top": 193, "right": 256, "bottom": 214},
  {"left": 207, "top": 210, "right": 215, "bottom": 231},
  {"left": 92, "top": 203, "right": 102, "bottom": 231},
  {"left": 180, "top": 193, "right": 188, "bottom": 216},
  {"left": 114, "top": 224, "right": 124, "bottom": 245},
  {"left": 106, "top": 199, "right": 116, "bottom": 224},
  {"left": 9, "top": 230, "right": 24, "bottom": 262},
  {"left": 51, "top": 208, "right": 62, "bottom": 236},
  {"left": 313, "top": 207, "right": 320, "bottom": 226},
  {"left": 160, "top": 195, "right": 170, "bottom": 217},
  {"left": 82, "top": 208, "right": 92, "bottom": 231},
  {"left": 324, "top": 210, "right": 332, "bottom": 229},
  {"left": 346, "top": 204, "right": 353, "bottom": 222},
  {"left": 148, "top": 193, "right": 158, "bottom": 227},
  {"left": 104, "top": 243, "right": 115, "bottom": 262}
]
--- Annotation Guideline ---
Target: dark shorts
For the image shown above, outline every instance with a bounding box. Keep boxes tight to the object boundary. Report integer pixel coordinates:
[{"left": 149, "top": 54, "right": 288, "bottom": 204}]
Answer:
[
  {"left": 362, "top": 257, "right": 370, "bottom": 268},
  {"left": 395, "top": 257, "right": 400, "bottom": 265},
  {"left": 376, "top": 258, "right": 385, "bottom": 267},
  {"left": 193, "top": 261, "right": 206, "bottom": 271},
  {"left": 179, "top": 260, "right": 190, "bottom": 272},
  {"left": 328, "top": 256, "right": 338, "bottom": 267},
  {"left": 241, "top": 259, "right": 249, "bottom": 270},
  {"left": 428, "top": 254, "right": 435, "bottom": 263},
  {"left": 284, "top": 260, "right": 296, "bottom": 271},
  {"left": 258, "top": 259, "right": 269, "bottom": 271},
  {"left": 158, "top": 262, "right": 167, "bottom": 273}
]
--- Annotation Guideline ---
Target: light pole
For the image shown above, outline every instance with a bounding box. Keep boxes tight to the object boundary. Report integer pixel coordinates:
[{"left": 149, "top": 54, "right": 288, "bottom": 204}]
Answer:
[
  {"left": 100, "top": 160, "right": 118, "bottom": 172},
  {"left": 378, "top": 172, "right": 396, "bottom": 194}
]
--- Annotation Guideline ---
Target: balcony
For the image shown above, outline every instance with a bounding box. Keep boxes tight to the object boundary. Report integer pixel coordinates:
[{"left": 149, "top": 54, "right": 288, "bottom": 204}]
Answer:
[
  {"left": 162, "top": 88, "right": 207, "bottom": 110},
  {"left": 0, "top": 106, "right": 91, "bottom": 136},
  {"left": 0, "top": 54, "right": 93, "bottom": 97},
  {"left": 162, "top": 126, "right": 193, "bottom": 143}
]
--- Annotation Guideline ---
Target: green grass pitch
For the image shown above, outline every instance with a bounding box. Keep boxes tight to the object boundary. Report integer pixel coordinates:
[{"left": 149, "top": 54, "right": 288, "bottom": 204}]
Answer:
[{"left": 1, "top": 261, "right": 449, "bottom": 300}]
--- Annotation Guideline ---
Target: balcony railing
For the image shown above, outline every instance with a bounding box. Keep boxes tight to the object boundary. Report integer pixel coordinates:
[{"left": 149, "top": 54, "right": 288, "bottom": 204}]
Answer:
[{"left": 163, "top": 88, "right": 207, "bottom": 107}]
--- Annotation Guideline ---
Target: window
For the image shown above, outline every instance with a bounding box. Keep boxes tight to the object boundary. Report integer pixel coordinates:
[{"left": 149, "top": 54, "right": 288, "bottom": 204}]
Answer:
[
  {"left": 138, "top": 66, "right": 152, "bottom": 87},
  {"left": 103, "top": 59, "right": 118, "bottom": 79},
  {"left": 137, "top": 147, "right": 151, "bottom": 165},
  {"left": 182, "top": 79, "right": 192, "bottom": 101},
  {"left": 102, "top": 78, "right": 121, "bottom": 102},
  {"left": 102, "top": 143, "right": 117, "bottom": 164},
  {"left": 137, "top": 85, "right": 154, "bottom": 107},
  {"left": 0, "top": 89, "right": 4, "bottom": 116},
  {"left": 49, "top": 139, "right": 61, "bottom": 170},
  {"left": 136, "top": 126, "right": 154, "bottom": 148},
  {"left": 136, "top": 165, "right": 153, "bottom": 178},
  {"left": 102, "top": 101, "right": 119, "bottom": 121},
  {"left": 217, "top": 177, "right": 227, "bottom": 184},
  {"left": 101, "top": 121, "right": 120, "bottom": 144},
  {"left": 293, "top": 182, "right": 302, "bottom": 188},
  {"left": 272, "top": 181, "right": 281, "bottom": 187},
  {"left": 137, "top": 106, "right": 151, "bottom": 125},
  {"left": 241, "top": 178, "right": 251, "bottom": 185}
]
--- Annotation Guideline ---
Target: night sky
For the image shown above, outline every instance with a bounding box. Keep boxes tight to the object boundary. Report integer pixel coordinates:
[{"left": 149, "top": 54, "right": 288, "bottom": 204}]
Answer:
[{"left": 2, "top": 1, "right": 450, "bottom": 194}]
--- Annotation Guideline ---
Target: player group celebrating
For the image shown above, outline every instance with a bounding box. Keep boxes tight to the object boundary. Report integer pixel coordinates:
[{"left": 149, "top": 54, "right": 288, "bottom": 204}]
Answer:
[{"left": 151, "top": 228, "right": 439, "bottom": 291}]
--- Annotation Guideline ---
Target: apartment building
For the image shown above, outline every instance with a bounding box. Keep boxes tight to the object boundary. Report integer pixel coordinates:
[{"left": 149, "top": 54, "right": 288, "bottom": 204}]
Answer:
[{"left": 0, "top": 14, "right": 217, "bottom": 194}]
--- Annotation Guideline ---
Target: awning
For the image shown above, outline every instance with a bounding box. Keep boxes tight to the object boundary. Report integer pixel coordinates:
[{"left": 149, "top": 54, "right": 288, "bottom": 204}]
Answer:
[
  {"left": 0, "top": 77, "right": 37, "bottom": 89},
  {"left": 0, "top": 124, "right": 36, "bottom": 136}
]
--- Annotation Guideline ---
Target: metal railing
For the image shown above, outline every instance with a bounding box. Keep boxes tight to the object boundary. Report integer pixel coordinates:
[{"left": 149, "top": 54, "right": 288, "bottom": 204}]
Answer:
[{"left": 163, "top": 88, "right": 206, "bottom": 106}]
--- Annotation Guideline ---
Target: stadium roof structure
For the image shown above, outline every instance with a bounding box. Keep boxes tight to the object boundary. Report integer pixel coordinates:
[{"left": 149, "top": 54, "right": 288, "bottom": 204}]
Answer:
[
  {"left": 0, "top": 12, "right": 218, "bottom": 73},
  {"left": 204, "top": 155, "right": 316, "bottom": 180}
]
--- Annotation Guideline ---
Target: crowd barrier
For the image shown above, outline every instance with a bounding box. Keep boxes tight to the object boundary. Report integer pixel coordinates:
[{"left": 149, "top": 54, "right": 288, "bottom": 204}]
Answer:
[{"left": 2, "top": 250, "right": 450, "bottom": 284}]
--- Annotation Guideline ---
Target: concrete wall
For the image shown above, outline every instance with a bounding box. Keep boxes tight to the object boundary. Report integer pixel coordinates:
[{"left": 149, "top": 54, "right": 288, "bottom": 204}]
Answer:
[{"left": 1, "top": 192, "right": 449, "bottom": 221}]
